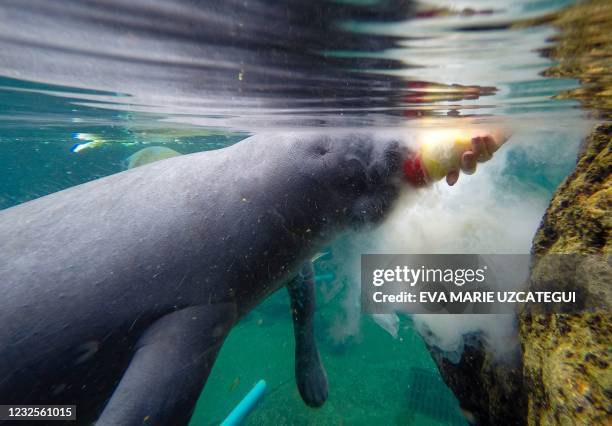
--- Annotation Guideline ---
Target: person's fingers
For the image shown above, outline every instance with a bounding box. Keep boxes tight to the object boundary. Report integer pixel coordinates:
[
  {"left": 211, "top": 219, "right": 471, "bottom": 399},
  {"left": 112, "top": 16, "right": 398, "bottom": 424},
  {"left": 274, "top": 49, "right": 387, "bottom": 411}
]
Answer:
[
  {"left": 446, "top": 170, "right": 459, "bottom": 186},
  {"left": 461, "top": 151, "right": 477, "bottom": 174},
  {"left": 483, "top": 135, "right": 498, "bottom": 156},
  {"left": 472, "top": 136, "right": 493, "bottom": 162},
  {"left": 471, "top": 136, "right": 485, "bottom": 161}
]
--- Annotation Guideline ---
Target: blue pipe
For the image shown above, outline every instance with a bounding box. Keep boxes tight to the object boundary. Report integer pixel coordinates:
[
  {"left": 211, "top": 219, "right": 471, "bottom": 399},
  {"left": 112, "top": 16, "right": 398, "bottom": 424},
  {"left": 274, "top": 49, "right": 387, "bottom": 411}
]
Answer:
[{"left": 221, "top": 380, "right": 267, "bottom": 426}]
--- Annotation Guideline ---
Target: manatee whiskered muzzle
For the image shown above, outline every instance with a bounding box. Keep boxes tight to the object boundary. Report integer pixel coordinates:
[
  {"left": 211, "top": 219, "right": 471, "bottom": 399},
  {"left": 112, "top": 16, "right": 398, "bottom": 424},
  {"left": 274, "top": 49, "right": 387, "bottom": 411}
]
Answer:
[{"left": 346, "top": 183, "right": 400, "bottom": 229}]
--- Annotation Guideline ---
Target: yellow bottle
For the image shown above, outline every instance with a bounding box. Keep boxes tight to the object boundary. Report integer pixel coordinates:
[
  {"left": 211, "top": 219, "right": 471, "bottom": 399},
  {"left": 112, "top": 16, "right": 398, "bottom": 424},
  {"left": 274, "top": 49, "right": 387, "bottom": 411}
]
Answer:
[
  {"left": 403, "top": 131, "right": 476, "bottom": 186},
  {"left": 421, "top": 136, "right": 474, "bottom": 181}
]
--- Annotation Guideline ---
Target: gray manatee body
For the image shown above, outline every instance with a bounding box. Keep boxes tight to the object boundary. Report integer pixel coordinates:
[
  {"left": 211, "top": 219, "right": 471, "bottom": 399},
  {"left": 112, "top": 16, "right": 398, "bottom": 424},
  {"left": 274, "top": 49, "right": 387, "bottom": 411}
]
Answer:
[{"left": 0, "top": 133, "right": 405, "bottom": 425}]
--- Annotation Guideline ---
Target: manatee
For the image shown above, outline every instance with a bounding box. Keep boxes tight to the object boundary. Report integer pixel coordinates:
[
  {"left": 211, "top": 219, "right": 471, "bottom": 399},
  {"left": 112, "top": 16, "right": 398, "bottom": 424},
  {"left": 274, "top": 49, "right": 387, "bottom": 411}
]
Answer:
[{"left": 0, "top": 131, "right": 501, "bottom": 425}]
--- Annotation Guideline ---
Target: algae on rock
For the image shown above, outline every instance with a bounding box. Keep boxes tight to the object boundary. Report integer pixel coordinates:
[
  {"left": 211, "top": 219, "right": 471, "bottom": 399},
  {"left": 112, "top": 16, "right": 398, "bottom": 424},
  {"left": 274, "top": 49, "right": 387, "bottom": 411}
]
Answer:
[
  {"left": 521, "top": 122, "right": 611, "bottom": 425},
  {"left": 518, "top": 1, "right": 611, "bottom": 424}
]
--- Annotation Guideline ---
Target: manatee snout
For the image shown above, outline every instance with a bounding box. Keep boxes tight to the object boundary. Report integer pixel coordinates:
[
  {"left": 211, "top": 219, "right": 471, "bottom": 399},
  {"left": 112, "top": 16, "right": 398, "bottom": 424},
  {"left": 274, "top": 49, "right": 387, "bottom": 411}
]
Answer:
[
  {"left": 323, "top": 135, "right": 406, "bottom": 228},
  {"left": 287, "top": 133, "right": 407, "bottom": 230}
]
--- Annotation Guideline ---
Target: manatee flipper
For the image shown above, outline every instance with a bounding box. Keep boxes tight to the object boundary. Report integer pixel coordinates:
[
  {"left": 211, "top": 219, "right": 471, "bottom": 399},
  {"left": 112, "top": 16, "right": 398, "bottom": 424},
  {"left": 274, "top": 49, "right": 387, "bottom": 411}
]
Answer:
[
  {"left": 287, "top": 262, "right": 328, "bottom": 407},
  {"left": 96, "top": 304, "right": 235, "bottom": 426}
]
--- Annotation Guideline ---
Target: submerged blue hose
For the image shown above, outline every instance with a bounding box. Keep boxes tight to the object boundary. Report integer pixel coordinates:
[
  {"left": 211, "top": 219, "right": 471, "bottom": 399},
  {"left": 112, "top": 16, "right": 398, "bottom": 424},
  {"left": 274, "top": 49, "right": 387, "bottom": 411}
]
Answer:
[{"left": 221, "top": 380, "right": 267, "bottom": 426}]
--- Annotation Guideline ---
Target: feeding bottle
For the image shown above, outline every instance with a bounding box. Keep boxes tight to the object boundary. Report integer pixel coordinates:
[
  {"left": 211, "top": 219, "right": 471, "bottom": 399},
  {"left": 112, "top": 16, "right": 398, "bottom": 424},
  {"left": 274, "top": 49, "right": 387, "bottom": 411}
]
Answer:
[{"left": 402, "top": 129, "right": 507, "bottom": 186}]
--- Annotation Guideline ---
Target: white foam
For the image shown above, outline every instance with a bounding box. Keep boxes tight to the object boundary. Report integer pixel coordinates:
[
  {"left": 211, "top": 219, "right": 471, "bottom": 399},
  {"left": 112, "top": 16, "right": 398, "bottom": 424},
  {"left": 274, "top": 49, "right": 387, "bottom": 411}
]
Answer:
[{"left": 328, "top": 122, "right": 589, "bottom": 361}]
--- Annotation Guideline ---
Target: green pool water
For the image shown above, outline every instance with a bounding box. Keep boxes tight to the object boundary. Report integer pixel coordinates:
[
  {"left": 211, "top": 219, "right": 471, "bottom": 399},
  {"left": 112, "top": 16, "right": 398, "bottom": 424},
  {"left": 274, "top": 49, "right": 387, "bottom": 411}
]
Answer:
[{"left": 191, "top": 289, "right": 467, "bottom": 426}]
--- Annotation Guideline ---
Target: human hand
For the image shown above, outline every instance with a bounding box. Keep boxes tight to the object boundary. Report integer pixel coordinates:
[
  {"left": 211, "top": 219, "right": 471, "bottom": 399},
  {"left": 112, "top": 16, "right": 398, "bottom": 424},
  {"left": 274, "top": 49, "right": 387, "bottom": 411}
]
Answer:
[{"left": 445, "top": 130, "right": 511, "bottom": 186}]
